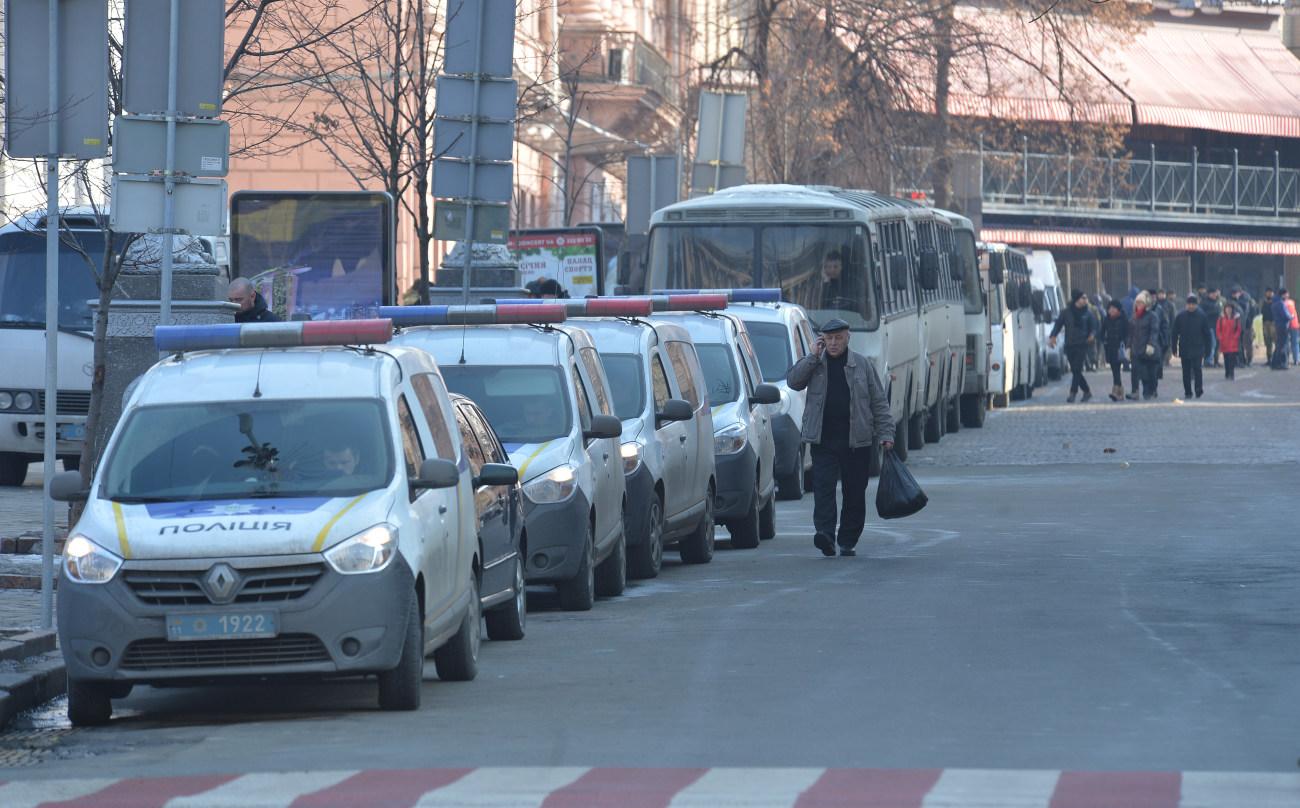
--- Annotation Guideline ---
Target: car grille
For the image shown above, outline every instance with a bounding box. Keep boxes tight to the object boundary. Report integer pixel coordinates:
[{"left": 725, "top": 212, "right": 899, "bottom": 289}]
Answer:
[
  {"left": 119, "top": 635, "right": 330, "bottom": 670},
  {"left": 37, "top": 391, "right": 91, "bottom": 415},
  {"left": 122, "top": 564, "right": 325, "bottom": 606}
]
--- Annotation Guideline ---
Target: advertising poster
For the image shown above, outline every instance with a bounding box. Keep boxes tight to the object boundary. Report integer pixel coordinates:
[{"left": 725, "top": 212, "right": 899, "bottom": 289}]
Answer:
[{"left": 508, "top": 228, "right": 604, "bottom": 298}]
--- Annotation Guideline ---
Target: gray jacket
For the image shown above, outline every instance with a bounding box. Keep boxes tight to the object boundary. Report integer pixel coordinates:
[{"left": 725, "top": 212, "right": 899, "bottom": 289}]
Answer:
[{"left": 786, "top": 349, "right": 895, "bottom": 448}]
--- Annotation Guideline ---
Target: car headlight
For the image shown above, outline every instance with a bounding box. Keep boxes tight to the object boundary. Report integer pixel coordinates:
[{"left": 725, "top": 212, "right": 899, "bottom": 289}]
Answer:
[
  {"left": 522, "top": 464, "right": 579, "bottom": 504},
  {"left": 620, "top": 442, "right": 642, "bottom": 474},
  {"left": 14, "top": 391, "right": 34, "bottom": 411},
  {"left": 325, "top": 524, "right": 396, "bottom": 574},
  {"left": 62, "top": 536, "right": 123, "bottom": 584},
  {"left": 714, "top": 423, "right": 748, "bottom": 455},
  {"left": 0, "top": 392, "right": 11, "bottom": 410}
]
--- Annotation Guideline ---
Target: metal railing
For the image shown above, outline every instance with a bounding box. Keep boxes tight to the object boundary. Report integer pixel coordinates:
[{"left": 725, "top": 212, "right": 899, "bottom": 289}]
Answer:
[
  {"left": 892, "top": 144, "right": 1300, "bottom": 219},
  {"left": 1058, "top": 257, "right": 1193, "bottom": 301},
  {"left": 557, "top": 28, "right": 678, "bottom": 107}
]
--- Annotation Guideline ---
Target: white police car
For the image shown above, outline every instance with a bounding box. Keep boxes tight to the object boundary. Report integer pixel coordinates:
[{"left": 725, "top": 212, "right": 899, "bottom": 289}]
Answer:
[
  {"left": 49, "top": 320, "right": 509, "bottom": 725},
  {"left": 385, "top": 304, "right": 627, "bottom": 611},
  {"left": 677, "top": 290, "right": 817, "bottom": 500},
  {"left": 569, "top": 304, "right": 717, "bottom": 576},
  {"left": 653, "top": 300, "right": 781, "bottom": 548}
]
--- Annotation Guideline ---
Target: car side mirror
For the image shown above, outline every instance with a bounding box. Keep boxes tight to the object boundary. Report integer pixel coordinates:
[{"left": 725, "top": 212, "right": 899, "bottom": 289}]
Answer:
[
  {"left": 889, "top": 253, "right": 909, "bottom": 291},
  {"left": 411, "top": 457, "right": 460, "bottom": 490},
  {"left": 949, "top": 249, "right": 964, "bottom": 280},
  {"left": 919, "top": 248, "right": 939, "bottom": 291},
  {"left": 749, "top": 383, "right": 781, "bottom": 406},
  {"left": 987, "top": 253, "right": 1005, "bottom": 285},
  {"left": 49, "top": 470, "right": 89, "bottom": 502},
  {"left": 474, "top": 462, "right": 518, "bottom": 487},
  {"left": 583, "top": 413, "right": 623, "bottom": 440},
  {"left": 655, "top": 398, "right": 692, "bottom": 424}
]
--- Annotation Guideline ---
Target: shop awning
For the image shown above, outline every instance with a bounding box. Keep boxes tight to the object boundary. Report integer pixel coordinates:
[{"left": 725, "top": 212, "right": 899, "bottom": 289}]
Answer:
[{"left": 981, "top": 227, "right": 1300, "bottom": 256}]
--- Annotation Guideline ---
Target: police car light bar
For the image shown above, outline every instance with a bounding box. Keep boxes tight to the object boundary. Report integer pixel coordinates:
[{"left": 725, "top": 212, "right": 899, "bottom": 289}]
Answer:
[
  {"left": 605, "top": 294, "right": 729, "bottom": 312},
  {"left": 653, "top": 288, "right": 782, "bottom": 304},
  {"left": 492, "top": 298, "right": 655, "bottom": 317},
  {"left": 154, "top": 319, "right": 394, "bottom": 352},
  {"left": 378, "top": 304, "right": 567, "bottom": 326}
]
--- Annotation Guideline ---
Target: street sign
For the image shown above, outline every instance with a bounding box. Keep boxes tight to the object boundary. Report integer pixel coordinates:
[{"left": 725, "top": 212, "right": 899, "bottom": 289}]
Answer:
[
  {"left": 434, "top": 201, "right": 510, "bottom": 244},
  {"left": 432, "top": 161, "right": 513, "bottom": 204},
  {"left": 123, "top": 0, "right": 225, "bottom": 117},
  {"left": 444, "top": 0, "right": 516, "bottom": 77},
  {"left": 433, "top": 119, "right": 515, "bottom": 162},
  {"left": 3, "top": 0, "right": 109, "bottom": 159},
  {"left": 690, "top": 164, "right": 746, "bottom": 196},
  {"left": 113, "top": 117, "right": 230, "bottom": 176},
  {"left": 434, "top": 76, "right": 519, "bottom": 121},
  {"left": 626, "top": 155, "right": 681, "bottom": 234},
  {"left": 696, "top": 91, "right": 747, "bottom": 165},
  {"left": 110, "top": 176, "right": 227, "bottom": 236}
]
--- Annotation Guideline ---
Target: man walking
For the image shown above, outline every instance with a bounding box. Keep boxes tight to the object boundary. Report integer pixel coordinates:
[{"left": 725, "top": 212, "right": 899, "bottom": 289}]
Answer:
[
  {"left": 1049, "top": 289, "right": 1098, "bottom": 402},
  {"left": 1271, "top": 289, "right": 1291, "bottom": 370},
  {"left": 1201, "top": 287, "right": 1223, "bottom": 366},
  {"left": 787, "top": 319, "right": 894, "bottom": 557},
  {"left": 1157, "top": 289, "right": 1177, "bottom": 367},
  {"left": 1228, "top": 286, "right": 1255, "bottom": 366},
  {"left": 1261, "top": 288, "right": 1277, "bottom": 363},
  {"left": 1171, "top": 295, "right": 1212, "bottom": 398}
]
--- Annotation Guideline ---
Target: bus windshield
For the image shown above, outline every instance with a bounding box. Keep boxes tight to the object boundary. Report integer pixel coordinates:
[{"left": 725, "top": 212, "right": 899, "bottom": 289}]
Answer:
[
  {"left": 0, "top": 230, "right": 104, "bottom": 331},
  {"left": 648, "top": 222, "right": 878, "bottom": 331}
]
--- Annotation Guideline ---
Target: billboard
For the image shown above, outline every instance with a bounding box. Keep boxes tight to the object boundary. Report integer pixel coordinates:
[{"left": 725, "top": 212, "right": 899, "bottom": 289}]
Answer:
[
  {"left": 229, "top": 192, "right": 394, "bottom": 320},
  {"left": 508, "top": 228, "right": 607, "bottom": 298}
]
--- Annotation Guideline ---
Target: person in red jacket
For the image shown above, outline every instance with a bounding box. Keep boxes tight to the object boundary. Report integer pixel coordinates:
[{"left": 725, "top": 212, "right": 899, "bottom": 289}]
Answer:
[{"left": 1216, "top": 301, "right": 1243, "bottom": 381}]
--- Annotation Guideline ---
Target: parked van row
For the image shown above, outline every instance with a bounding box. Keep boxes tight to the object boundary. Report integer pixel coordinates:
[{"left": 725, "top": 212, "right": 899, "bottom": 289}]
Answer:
[
  {"left": 981, "top": 243, "right": 1068, "bottom": 407},
  {"left": 49, "top": 293, "right": 797, "bottom": 726}
]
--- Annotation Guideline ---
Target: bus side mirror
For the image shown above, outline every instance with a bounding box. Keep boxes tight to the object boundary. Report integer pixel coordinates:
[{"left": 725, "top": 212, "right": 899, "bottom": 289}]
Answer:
[
  {"left": 919, "top": 249, "right": 939, "bottom": 291},
  {"left": 987, "top": 253, "right": 1005, "bottom": 285},
  {"left": 889, "top": 253, "right": 909, "bottom": 291}
]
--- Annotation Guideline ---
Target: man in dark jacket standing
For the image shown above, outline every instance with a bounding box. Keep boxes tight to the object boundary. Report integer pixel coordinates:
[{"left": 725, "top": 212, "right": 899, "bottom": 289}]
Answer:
[
  {"left": 1171, "top": 295, "right": 1212, "bottom": 398},
  {"left": 787, "top": 319, "right": 894, "bottom": 557},
  {"left": 1156, "top": 289, "right": 1176, "bottom": 366},
  {"left": 1271, "top": 289, "right": 1291, "bottom": 370},
  {"left": 1049, "top": 289, "right": 1098, "bottom": 402},
  {"left": 229, "top": 277, "right": 283, "bottom": 323}
]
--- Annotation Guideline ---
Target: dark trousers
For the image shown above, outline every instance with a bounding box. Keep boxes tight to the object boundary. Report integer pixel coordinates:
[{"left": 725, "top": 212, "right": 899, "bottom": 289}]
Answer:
[
  {"left": 1181, "top": 353, "right": 1204, "bottom": 395},
  {"left": 1273, "top": 337, "right": 1289, "bottom": 369},
  {"left": 811, "top": 440, "right": 872, "bottom": 549},
  {"left": 1224, "top": 352, "right": 1237, "bottom": 379},
  {"left": 1106, "top": 347, "right": 1123, "bottom": 388},
  {"left": 1134, "top": 358, "right": 1158, "bottom": 396},
  {"left": 1065, "top": 344, "right": 1090, "bottom": 394}
]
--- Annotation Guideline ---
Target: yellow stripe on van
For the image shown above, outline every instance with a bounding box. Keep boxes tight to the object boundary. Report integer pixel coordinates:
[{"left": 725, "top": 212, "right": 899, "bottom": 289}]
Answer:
[
  {"left": 112, "top": 502, "right": 132, "bottom": 559},
  {"left": 712, "top": 405, "right": 725, "bottom": 416},
  {"left": 312, "top": 494, "right": 368, "bottom": 552},
  {"left": 516, "top": 440, "right": 553, "bottom": 481}
]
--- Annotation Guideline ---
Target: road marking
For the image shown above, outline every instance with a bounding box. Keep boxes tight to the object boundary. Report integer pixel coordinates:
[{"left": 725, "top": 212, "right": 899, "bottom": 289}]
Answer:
[
  {"left": 169, "top": 770, "right": 357, "bottom": 807},
  {"left": 922, "top": 768, "right": 1060, "bottom": 807},
  {"left": 415, "top": 767, "right": 589, "bottom": 807},
  {"left": 0, "top": 777, "right": 120, "bottom": 808}
]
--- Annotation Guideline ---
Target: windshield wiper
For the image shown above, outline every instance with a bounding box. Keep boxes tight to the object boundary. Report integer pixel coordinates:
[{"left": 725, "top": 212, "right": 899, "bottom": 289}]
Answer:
[{"left": 109, "top": 495, "right": 190, "bottom": 504}]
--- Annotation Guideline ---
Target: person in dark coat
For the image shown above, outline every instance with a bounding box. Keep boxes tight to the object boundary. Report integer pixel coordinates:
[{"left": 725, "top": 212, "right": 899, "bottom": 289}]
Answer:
[
  {"left": 1049, "top": 289, "right": 1098, "bottom": 402},
  {"left": 228, "top": 277, "right": 282, "bottom": 323},
  {"left": 1120, "top": 285, "right": 1139, "bottom": 319},
  {"left": 1127, "top": 291, "right": 1161, "bottom": 400},
  {"left": 1156, "top": 289, "right": 1176, "bottom": 367},
  {"left": 1201, "top": 287, "right": 1223, "bottom": 367},
  {"left": 1228, "top": 286, "right": 1256, "bottom": 366},
  {"left": 1099, "top": 300, "right": 1128, "bottom": 401},
  {"left": 1171, "top": 295, "right": 1212, "bottom": 398},
  {"left": 1270, "top": 289, "right": 1291, "bottom": 370}
]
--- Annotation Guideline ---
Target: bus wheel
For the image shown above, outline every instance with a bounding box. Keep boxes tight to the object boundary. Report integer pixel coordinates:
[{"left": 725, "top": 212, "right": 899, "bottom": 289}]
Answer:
[
  {"left": 907, "top": 412, "right": 925, "bottom": 450},
  {"left": 893, "top": 421, "right": 909, "bottom": 461},
  {"left": 924, "top": 402, "right": 943, "bottom": 443},
  {"left": 0, "top": 453, "right": 28, "bottom": 487},
  {"left": 946, "top": 397, "right": 961, "bottom": 433},
  {"left": 961, "top": 393, "right": 986, "bottom": 428}
]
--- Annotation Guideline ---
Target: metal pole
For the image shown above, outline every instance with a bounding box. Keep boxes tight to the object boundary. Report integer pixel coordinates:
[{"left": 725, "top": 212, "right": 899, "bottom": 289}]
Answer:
[
  {"left": 1066, "top": 147, "right": 1072, "bottom": 207},
  {"left": 1021, "top": 136, "right": 1028, "bottom": 204},
  {"left": 1274, "top": 150, "right": 1280, "bottom": 217},
  {"left": 1232, "top": 148, "right": 1239, "bottom": 216},
  {"left": 159, "top": 0, "right": 182, "bottom": 329},
  {"left": 41, "top": 0, "right": 61, "bottom": 629},
  {"left": 462, "top": 0, "right": 489, "bottom": 305},
  {"left": 1191, "top": 146, "right": 1198, "bottom": 213},
  {"left": 978, "top": 134, "right": 984, "bottom": 202},
  {"left": 1149, "top": 143, "right": 1156, "bottom": 212}
]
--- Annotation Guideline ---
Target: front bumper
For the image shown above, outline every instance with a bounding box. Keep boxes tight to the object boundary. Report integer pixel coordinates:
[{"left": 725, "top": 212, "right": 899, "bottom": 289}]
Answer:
[
  {"left": 622, "top": 463, "right": 656, "bottom": 549},
  {"left": 520, "top": 491, "right": 591, "bottom": 583},
  {"left": 2, "top": 413, "right": 86, "bottom": 456},
  {"left": 58, "top": 554, "right": 414, "bottom": 684},
  {"left": 771, "top": 414, "right": 802, "bottom": 479},
  {"left": 713, "top": 443, "right": 758, "bottom": 520}
]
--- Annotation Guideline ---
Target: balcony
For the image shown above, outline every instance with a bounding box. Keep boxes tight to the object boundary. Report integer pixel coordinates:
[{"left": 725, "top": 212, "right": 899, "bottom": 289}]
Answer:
[
  {"left": 892, "top": 144, "right": 1300, "bottom": 232},
  {"left": 556, "top": 27, "right": 681, "bottom": 143}
]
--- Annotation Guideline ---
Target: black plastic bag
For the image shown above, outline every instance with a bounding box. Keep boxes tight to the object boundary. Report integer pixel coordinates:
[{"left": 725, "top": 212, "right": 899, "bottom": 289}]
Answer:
[{"left": 875, "top": 449, "right": 928, "bottom": 519}]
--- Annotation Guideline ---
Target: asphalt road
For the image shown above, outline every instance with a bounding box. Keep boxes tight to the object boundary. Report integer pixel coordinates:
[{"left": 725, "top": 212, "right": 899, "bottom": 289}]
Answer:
[{"left": 4, "top": 363, "right": 1299, "bottom": 797}]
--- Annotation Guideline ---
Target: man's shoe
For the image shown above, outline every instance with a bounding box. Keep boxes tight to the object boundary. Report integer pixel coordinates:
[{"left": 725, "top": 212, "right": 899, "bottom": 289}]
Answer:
[
  {"left": 1081, "top": 390, "right": 1092, "bottom": 402},
  {"left": 839, "top": 546, "right": 856, "bottom": 557},
  {"left": 1067, "top": 392, "right": 1076, "bottom": 403},
  {"left": 1184, "top": 390, "right": 1193, "bottom": 398},
  {"left": 1125, "top": 392, "right": 1140, "bottom": 400},
  {"left": 1195, "top": 391, "right": 1203, "bottom": 398},
  {"left": 814, "top": 532, "right": 835, "bottom": 557}
]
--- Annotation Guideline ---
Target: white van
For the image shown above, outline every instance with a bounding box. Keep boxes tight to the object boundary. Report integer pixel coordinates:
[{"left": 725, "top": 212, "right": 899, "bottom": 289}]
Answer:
[
  {"left": 50, "top": 320, "right": 500, "bottom": 724},
  {"left": 983, "top": 244, "right": 1039, "bottom": 406},
  {"left": 1025, "top": 248, "right": 1067, "bottom": 382}
]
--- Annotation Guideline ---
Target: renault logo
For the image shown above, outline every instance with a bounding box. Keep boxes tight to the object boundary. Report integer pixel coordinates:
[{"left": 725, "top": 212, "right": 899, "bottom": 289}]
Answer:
[{"left": 202, "top": 563, "right": 240, "bottom": 604}]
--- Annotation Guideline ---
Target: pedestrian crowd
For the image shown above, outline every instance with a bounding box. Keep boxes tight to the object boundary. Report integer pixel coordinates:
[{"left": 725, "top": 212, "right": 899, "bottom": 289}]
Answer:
[{"left": 1049, "top": 283, "right": 1295, "bottom": 402}]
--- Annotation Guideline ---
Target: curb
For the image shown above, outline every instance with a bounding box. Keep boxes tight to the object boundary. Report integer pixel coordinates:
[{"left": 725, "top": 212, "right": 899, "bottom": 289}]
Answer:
[{"left": 0, "top": 631, "right": 66, "bottom": 731}]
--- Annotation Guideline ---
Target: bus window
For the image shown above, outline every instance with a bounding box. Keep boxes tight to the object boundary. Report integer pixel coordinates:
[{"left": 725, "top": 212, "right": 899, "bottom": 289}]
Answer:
[
  {"left": 648, "top": 225, "right": 755, "bottom": 290},
  {"left": 759, "top": 224, "right": 876, "bottom": 331}
]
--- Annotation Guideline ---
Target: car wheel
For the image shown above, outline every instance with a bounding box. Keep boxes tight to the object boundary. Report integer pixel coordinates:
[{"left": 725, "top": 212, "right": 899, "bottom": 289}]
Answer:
[
  {"left": 594, "top": 528, "right": 626, "bottom": 598},
  {"left": 60, "top": 455, "right": 81, "bottom": 473},
  {"left": 627, "top": 495, "right": 664, "bottom": 579},
  {"left": 758, "top": 492, "right": 776, "bottom": 541},
  {"left": 556, "top": 523, "right": 595, "bottom": 611},
  {"left": 679, "top": 484, "right": 715, "bottom": 564},
  {"left": 378, "top": 589, "right": 424, "bottom": 709},
  {"left": 775, "top": 446, "right": 804, "bottom": 501},
  {"left": 66, "top": 678, "right": 113, "bottom": 726},
  {"left": 485, "top": 557, "right": 526, "bottom": 641},
  {"left": 433, "top": 576, "right": 480, "bottom": 682},
  {"left": 728, "top": 484, "right": 761, "bottom": 549},
  {"left": 0, "top": 453, "right": 28, "bottom": 487}
]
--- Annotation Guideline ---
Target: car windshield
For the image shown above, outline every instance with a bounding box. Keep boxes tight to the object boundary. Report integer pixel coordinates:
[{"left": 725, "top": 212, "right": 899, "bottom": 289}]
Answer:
[
  {"left": 100, "top": 399, "right": 393, "bottom": 503},
  {"left": 743, "top": 321, "right": 793, "bottom": 382},
  {"left": 0, "top": 230, "right": 104, "bottom": 330},
  {"left": 694, "top": 343, "right": 740, "bottom": 404},
  {"left": 439, "top": 365, "right": 572, "bottom": 444},
  {"left": 600, "top": 353, "right": 645, "bottom": 420}
]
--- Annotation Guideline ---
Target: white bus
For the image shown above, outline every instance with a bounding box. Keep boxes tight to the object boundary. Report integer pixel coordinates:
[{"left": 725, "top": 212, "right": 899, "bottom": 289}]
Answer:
[
  {"left": 643, "top": 184, "right": 969, "bottom": 465},
  {"left": 982, "top": 243, "right": 1039, "bottom": 407},
  {"left": 941, "top": 213, "right": 989, "bottom": 428},
  {"left": 0, "top": 210, "right": 102, "bottom": 485}
]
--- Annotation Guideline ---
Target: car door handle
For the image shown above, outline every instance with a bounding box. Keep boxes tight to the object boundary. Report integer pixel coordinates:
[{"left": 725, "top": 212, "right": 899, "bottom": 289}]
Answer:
[
  {"left": 438, "top": 505, "right": 448, "bottom": 514},
  {"left": 679, "top": 435, "right": 687, "bottom": 442},
  {"left": 603, "top": 452, "right": 610, "bottom": 460}
]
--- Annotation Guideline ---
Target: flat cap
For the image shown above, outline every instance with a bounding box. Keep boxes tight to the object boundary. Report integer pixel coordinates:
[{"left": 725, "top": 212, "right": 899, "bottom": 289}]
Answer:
[{"left": 819, "top": 317, "right": 850, "bottom": 333}]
